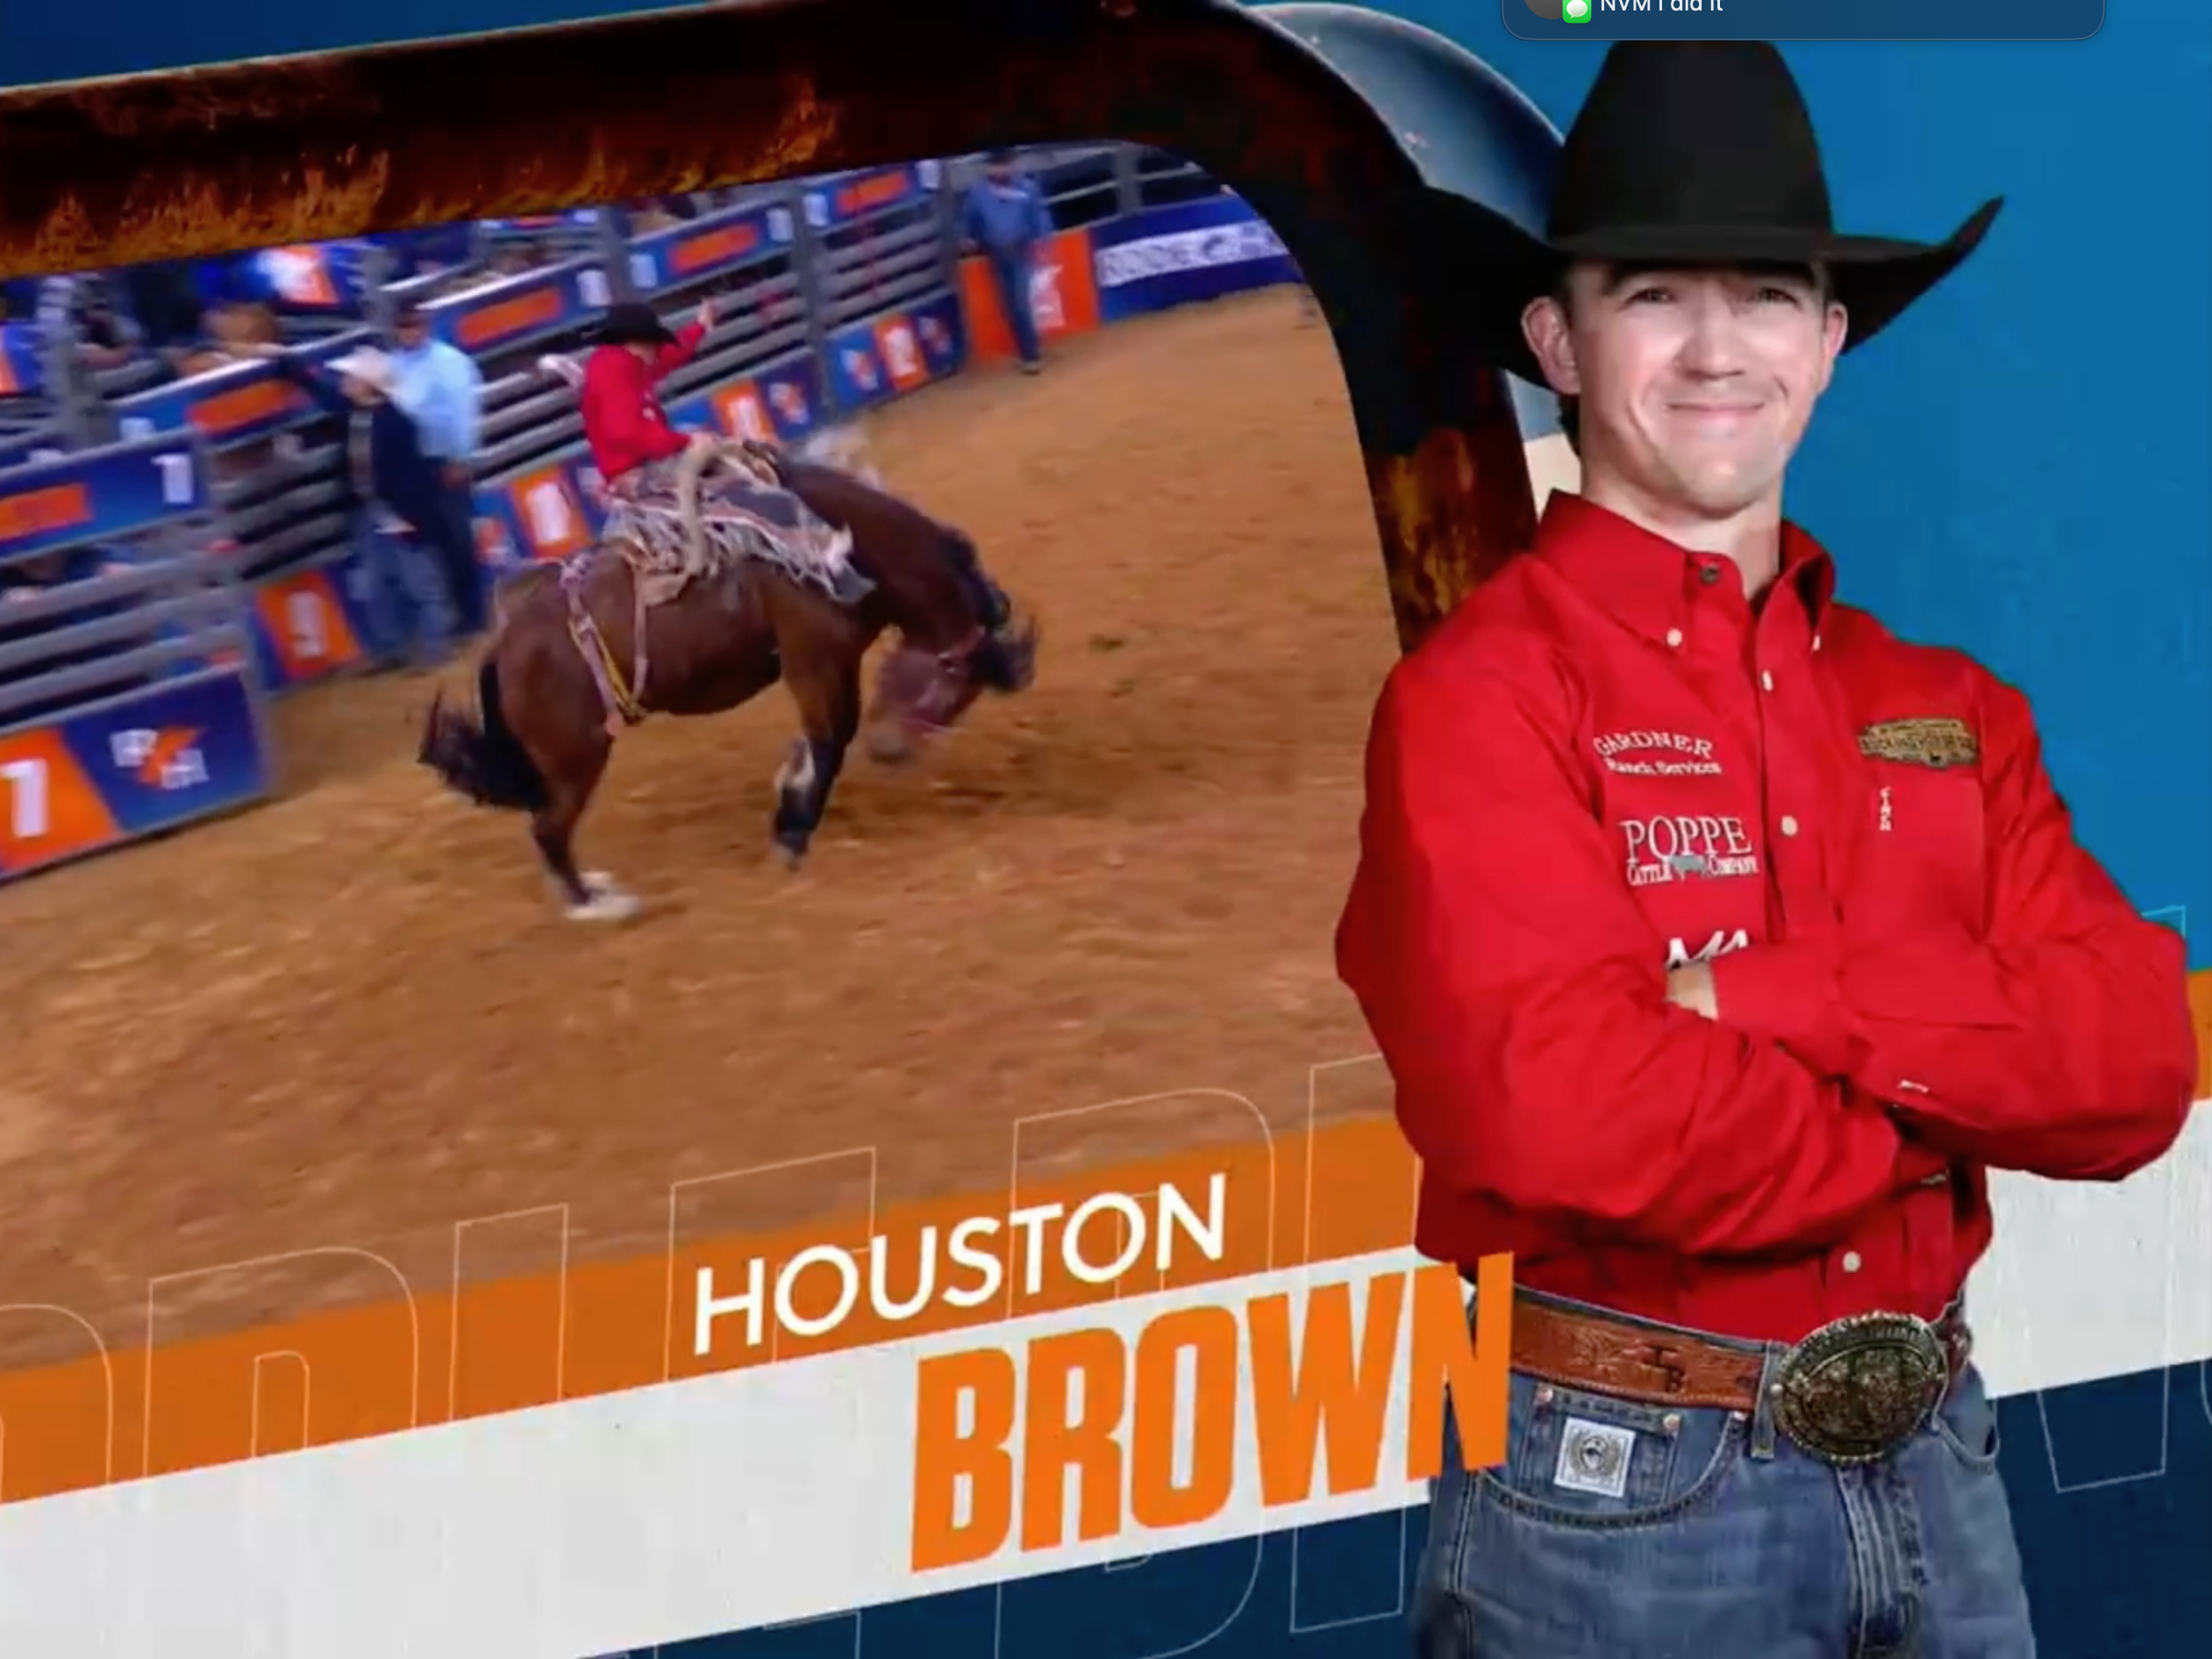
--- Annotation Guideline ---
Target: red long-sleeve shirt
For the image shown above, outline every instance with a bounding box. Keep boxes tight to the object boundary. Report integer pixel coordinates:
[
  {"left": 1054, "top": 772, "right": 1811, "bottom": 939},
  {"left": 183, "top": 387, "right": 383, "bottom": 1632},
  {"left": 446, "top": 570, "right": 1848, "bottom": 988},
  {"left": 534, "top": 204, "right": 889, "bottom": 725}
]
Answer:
[
  {"left": 579, "top": 321, "right": 705, "bottom": 483},
  {"left": 1337, "top": 493, "right": 2198, "bottom": 1345}
]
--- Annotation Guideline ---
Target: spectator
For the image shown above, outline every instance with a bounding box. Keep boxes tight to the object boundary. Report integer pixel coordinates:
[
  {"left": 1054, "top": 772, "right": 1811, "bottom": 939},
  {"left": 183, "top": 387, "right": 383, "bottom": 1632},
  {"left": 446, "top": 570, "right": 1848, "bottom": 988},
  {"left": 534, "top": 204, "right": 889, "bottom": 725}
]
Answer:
[
  {"left": 386, "top": 300, "right": 488, "bottom": 639},
  {"left": 74, "top": 290, "right": 144, "bottom": 373},
  {"left": 482, "top": 242, "right": 542, "bottom": 282},
  {"left": 263, "top": 344, "right": 455, "bottom": 673},
  {"left": 118, "top": 261, "right": 205, "bottom": 354},
  {"left": 960, "top": 150, "right": 1053, "bottom": 376},
  {"left": 28, "top": 275, "right": 126, "bottom": 373},
  {"left": 0, "top": 546, "right": 125, "bottom": 610},
  {"left": 0, "top": 549, "right": 88, "bottom": 603},
  {"left": 0, "top": 545, "right": 139, "bottom": 725},
  {"left": 647, "top": 193, "right": 703, "bottom": 224}
]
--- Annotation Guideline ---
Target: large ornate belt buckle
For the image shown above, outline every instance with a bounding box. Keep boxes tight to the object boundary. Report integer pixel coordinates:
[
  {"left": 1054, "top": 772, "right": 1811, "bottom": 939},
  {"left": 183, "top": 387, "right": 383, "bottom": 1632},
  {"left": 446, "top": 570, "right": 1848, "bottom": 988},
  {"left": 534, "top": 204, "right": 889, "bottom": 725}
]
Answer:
[{"left": 1771, "top": 1311, "right": 1951, "bottom": 1466}]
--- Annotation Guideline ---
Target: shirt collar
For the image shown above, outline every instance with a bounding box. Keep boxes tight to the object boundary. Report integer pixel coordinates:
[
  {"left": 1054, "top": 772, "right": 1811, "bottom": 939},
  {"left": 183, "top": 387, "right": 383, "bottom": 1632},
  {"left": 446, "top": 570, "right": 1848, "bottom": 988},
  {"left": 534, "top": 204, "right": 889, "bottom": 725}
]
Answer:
[{"left": 1531, "top": 491, "right": 1835, "bottom": 647}]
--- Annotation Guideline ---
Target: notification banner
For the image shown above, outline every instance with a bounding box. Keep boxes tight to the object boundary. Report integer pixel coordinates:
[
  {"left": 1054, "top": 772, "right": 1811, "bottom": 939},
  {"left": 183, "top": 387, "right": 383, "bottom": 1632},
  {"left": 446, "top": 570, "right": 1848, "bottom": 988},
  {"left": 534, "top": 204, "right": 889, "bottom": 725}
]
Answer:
[{"left": 1507, "top": 0, "right": 2102, "bottom": 39}]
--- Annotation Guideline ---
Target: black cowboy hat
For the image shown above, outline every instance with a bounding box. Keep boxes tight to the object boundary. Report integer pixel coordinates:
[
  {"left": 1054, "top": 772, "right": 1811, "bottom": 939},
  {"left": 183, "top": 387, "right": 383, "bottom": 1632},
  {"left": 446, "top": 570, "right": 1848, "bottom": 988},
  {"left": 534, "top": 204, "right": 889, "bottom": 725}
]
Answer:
[
  {"left": 593, "top": 300, "right": 679, "bottom": 348},
  {"left": 1423, "top": 41, "right": 2003, "bottom": 390}
]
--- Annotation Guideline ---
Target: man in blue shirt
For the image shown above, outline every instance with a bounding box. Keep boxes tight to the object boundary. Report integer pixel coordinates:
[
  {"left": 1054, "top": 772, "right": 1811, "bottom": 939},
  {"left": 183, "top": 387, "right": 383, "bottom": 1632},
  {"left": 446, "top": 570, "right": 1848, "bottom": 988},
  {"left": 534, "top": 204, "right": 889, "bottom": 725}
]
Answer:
[
  {"left": 387, "top": 300, "right": 488, "bottom": 636},
  {"left": 960, "top": 151, "right": 1054, "bottom": 375}
]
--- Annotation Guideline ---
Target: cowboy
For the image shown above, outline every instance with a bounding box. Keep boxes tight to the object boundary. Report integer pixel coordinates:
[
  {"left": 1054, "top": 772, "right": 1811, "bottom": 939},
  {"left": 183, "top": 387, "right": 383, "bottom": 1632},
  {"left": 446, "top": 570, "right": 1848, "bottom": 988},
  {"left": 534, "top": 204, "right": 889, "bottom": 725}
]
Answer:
[
  {"left": 578, "top": 297, "right": 713, "bottom": 490},
  {"left": 579, "top": 298, "right": 863, "bottom": 603},
  {"left": 551, "top": 341, "right": 1017, "bottom": 649},
  {"left": 260, "top": 342, "right": 456, "bottom": 670},
  {"left": 1338, "top": 43, "right": 2196, "bottom": 1657},
  {"left": 960, "top": 150, "right": 1053, "bottom": 375}
]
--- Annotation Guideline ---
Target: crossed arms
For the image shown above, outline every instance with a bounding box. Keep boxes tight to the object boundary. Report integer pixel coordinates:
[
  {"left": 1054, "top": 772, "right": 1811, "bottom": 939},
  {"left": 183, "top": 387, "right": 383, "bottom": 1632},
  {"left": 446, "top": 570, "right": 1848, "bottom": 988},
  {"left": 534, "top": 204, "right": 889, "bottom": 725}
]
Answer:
[{"left": 1335, "top": 655, "right": 2199, "bottom": 1258}]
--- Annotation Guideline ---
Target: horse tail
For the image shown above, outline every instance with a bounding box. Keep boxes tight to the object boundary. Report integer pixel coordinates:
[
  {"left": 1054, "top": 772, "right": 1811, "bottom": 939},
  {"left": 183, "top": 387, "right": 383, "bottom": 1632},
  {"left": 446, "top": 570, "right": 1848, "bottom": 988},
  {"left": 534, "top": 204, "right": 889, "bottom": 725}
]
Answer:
[{"left": 417, "top": 658, "right": 551, "bottom": 813}]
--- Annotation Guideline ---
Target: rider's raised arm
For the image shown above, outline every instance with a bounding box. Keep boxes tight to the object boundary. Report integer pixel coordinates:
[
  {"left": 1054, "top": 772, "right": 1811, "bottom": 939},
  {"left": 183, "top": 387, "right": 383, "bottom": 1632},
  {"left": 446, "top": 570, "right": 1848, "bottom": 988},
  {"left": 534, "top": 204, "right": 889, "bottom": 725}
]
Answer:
[{"left": 648, "top": 320, "right": 706, "bottom": 383}]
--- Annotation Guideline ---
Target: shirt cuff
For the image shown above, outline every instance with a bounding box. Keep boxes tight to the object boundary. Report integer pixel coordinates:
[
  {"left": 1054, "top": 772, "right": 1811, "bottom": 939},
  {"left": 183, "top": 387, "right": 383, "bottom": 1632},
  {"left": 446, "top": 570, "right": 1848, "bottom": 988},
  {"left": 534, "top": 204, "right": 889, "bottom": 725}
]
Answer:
[{"left": 1709, "top": 936, "right": 1859, "bottom": 1076}]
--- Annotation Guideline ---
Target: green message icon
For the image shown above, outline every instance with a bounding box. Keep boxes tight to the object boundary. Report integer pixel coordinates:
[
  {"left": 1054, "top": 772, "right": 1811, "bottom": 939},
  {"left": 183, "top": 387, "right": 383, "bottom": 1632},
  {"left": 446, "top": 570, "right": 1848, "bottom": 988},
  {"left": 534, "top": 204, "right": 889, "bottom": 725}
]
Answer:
[{"left": 1563, "top": 0, "right": 1592, "bottom": 19}]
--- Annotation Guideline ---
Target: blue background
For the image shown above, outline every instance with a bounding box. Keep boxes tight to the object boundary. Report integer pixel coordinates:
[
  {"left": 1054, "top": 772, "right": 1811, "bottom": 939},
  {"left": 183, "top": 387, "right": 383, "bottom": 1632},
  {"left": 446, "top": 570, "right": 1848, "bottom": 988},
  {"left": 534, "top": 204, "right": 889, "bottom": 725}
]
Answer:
[{"left": 1, "top": 4, "right": 2205, "bottom": 1655}]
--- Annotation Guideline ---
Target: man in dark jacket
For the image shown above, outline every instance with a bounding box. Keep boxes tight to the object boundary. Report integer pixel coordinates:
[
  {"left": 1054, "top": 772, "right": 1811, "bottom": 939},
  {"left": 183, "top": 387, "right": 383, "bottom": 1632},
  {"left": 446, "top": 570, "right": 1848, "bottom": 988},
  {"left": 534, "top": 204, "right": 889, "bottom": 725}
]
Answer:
[{"left": 270, "top": 344, "right": 457, "bottom": 671}]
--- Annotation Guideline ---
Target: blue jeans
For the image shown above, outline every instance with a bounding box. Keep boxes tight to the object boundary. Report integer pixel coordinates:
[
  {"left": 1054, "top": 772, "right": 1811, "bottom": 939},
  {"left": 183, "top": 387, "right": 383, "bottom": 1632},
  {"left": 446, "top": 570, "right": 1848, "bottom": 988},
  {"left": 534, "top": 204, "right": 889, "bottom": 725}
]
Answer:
[
  {"left": 1415, "top": 1342, "right": 2036, "bottom": 1655},
  {"left": 354, "top": 513, "right": 453, "bottom": 669},
  {"left": 989, "top": 247, "right": 1041, "bottom": 365}
]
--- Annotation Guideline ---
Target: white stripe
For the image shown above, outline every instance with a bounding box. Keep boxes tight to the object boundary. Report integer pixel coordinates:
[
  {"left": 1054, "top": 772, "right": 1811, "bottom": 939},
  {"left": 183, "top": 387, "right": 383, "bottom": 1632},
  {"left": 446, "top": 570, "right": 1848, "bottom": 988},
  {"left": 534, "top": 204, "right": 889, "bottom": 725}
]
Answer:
[
  {"left": 1967, "top": 1101, "right": 2212, "bottom": 1395},
  {"left": 0, "top": 1101, "right": 2202, "bottom": 1655}
]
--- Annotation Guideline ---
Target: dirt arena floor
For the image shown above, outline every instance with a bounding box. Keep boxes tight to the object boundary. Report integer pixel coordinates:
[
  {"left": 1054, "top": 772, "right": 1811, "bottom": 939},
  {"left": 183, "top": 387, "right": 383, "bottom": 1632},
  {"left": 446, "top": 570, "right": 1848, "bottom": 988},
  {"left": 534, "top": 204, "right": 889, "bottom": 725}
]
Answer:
[{"left": 0, "top": 288, "right": 1406, "bottom": 1352}]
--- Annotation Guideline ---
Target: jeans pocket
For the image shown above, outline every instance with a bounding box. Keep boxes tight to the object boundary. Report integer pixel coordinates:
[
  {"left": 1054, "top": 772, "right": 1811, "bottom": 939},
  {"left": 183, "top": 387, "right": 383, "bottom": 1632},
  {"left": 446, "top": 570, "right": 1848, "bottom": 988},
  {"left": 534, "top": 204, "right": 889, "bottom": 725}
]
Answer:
[
  {"left": 1474, "top": 1373, "right": 1744, "bottom": 1531},
  {"left": 1929, "top": 1363, "right": 2003, "bottom": 1472}
]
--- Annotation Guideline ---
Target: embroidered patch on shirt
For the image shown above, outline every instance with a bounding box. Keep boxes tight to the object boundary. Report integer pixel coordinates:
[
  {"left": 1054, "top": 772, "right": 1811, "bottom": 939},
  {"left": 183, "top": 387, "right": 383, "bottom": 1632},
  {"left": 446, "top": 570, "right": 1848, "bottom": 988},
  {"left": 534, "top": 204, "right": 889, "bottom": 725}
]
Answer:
[
  {"left": 1620, "top": 815, "right": 1762, "bottom": 887},
  {"left": 1859, "top": 717, "right": 1979, "bottom": 771},
  {"left": 1552, "top": 1417, "right": 1636, "bottom": 1498},
  {"left": 1591, "top": 729, "right": 1723, "bottom": 777}
]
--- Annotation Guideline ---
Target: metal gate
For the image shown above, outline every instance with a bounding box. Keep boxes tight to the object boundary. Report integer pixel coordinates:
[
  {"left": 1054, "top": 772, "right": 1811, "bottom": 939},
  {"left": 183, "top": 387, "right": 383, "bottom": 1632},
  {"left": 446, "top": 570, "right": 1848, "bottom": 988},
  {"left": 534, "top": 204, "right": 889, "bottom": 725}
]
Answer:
[{"left": 0, "top": 431, "right": 275, "bottom": 884}]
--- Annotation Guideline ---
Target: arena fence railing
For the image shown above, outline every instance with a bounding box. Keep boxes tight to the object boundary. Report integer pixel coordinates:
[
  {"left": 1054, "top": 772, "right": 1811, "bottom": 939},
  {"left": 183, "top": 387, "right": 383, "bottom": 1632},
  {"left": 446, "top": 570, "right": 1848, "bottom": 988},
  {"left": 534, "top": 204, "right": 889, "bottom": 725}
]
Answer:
[{"left": 0, "top": 141, "right": 1305, "bottom": 886}]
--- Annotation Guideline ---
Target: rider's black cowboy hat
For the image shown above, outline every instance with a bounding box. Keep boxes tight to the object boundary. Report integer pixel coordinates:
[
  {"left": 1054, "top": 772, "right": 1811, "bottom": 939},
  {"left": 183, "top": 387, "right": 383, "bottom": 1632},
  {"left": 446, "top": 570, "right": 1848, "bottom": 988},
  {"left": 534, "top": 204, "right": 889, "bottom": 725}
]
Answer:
[
  {"left": 1422, "top": 41, "right": 2004, "bottom": 389},
  {"left": 592, "top": 300, "right": 679, "bottom": 348}
]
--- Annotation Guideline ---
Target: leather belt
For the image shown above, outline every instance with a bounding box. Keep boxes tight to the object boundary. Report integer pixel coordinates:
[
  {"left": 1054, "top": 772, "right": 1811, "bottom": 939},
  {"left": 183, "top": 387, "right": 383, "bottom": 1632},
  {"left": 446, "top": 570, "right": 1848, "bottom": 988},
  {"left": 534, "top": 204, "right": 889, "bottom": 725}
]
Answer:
[{"left": 1509, "top": 1291, "right": 1972, "bottom": 1467}]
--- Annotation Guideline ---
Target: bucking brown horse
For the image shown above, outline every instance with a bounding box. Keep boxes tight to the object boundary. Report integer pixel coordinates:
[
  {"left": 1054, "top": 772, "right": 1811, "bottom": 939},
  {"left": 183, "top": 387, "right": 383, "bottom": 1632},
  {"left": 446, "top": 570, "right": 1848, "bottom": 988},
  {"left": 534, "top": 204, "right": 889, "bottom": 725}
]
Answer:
[{"left": 417, "top": 451, "right": 1039, "bottom": 919}]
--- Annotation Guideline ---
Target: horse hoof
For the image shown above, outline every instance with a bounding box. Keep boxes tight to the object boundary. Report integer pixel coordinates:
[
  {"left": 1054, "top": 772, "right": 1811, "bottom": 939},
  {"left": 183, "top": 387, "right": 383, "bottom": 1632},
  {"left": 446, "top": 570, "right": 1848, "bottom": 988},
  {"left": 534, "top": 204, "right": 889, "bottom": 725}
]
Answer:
[
  {"left": 564, "top": 875, "right": 640, "bottom": 922},
  {"left": 565, "top": 890, "right": 641, "bottom": 923},
  {"left": 773, "top": 840, "right": 808, "bottom": 872},
  {"left": 864, "top": 724, "right": 913, "bottom": 766}
]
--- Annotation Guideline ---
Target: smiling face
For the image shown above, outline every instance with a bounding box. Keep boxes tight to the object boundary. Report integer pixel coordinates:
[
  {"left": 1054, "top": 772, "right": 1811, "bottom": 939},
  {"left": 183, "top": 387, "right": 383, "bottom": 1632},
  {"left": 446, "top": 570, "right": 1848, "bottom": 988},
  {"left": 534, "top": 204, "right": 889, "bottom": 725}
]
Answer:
[{"left": 1522, "top": 261, "right": 1847, "bottom": 533}]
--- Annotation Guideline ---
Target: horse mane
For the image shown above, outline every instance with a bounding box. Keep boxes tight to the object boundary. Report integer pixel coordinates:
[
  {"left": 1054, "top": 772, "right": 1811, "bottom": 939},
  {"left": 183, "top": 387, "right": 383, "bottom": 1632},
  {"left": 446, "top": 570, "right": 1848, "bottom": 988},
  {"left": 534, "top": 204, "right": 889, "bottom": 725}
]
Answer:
[{"left": 775, "top": 456, "right": 984, "bottom": 630}]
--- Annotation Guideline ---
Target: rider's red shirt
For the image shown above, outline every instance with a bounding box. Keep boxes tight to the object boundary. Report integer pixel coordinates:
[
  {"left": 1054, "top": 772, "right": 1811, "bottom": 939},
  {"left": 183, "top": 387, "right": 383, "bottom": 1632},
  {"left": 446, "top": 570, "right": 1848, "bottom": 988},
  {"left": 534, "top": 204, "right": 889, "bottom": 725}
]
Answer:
[
  {"left": 1336, "top": 492, "right": 2197, "bottom": 1345},
  {"left": 580, "top": 321, "right": 705, "bottom": 482}
]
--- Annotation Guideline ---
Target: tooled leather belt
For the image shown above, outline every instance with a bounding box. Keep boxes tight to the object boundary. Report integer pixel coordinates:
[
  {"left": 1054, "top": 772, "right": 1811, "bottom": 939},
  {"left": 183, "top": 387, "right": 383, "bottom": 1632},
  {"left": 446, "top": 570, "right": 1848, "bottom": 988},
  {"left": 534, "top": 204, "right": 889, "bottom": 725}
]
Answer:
[{"left": 1506, "top": 1289, "right": 1972, "bottom": 1466}]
